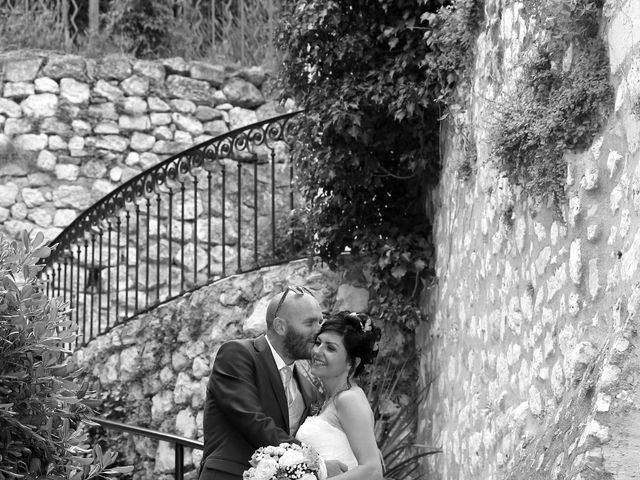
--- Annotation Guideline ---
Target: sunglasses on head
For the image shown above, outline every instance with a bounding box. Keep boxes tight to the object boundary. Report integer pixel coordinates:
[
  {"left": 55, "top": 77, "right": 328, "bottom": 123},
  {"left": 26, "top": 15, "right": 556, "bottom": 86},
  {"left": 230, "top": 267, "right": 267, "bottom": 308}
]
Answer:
[{"left": 274, "top": 285, "right": 314, "bottom": 318}]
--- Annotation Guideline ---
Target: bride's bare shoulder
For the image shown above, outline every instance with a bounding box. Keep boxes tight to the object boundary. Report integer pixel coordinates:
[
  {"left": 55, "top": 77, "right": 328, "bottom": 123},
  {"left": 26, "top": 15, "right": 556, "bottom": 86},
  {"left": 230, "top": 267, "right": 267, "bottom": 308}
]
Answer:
[{"left": 334, "top": 385, "right": 371, "bottom": 411}]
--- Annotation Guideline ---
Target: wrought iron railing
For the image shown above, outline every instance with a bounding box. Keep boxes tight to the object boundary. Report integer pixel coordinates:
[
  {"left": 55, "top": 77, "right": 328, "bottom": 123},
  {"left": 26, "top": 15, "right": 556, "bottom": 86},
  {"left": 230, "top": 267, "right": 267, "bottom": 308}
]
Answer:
[
  {"left": 88, "top": 416, "right": 203, "bottom": 480},
  {"left": 44, "top": 111, "right": 305, "bottom": 348}
]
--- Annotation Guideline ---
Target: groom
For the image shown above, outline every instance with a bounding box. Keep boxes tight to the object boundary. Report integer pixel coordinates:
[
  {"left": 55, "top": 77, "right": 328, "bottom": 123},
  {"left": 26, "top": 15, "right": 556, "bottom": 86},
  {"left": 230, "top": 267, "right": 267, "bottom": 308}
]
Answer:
[{"left": 199, "top": 286, "right": 344, "bottom": 480}]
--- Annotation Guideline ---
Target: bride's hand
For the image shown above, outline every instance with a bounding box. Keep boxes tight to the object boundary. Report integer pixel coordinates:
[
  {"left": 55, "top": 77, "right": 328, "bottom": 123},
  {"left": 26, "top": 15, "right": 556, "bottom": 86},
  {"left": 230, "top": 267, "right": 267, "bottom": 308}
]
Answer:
[{"left": 325, "top": 459, "right": 348, "bottom": 477}]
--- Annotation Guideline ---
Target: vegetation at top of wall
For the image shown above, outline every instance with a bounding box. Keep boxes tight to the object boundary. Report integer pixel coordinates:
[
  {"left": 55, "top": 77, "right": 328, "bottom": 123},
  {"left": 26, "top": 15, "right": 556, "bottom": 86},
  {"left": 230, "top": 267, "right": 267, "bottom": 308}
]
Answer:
[
  {"left": 491, "top": 0, "right": 613, "bottom": 205},
  {"left": 0, "top": 231, "right": 131, "bottom": 479},
  {"left": 0, "top": 0, "right": 277, "bottom": 65},
  {"left": 101, "top": 0, "right": 207, "bottom": 59},
  {"left": 276, "top": 0, "right": 483, "bottom": 331}
]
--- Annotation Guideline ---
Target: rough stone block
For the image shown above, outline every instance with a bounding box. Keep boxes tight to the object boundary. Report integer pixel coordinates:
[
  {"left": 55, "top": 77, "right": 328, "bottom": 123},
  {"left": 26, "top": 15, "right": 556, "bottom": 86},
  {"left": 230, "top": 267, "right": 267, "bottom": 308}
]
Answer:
[
  {"left": 14, "top": 133, "right": 47, "bottom": 151},
  {"left": 93, "top": 80, "right": 124, "bottom": 102},
  {"left": 189, "top": 61, "right": 225, "bottom": 87},
  {"left": 133, "top": 60, "right": 166, "bottom": 83},
  {"left": 166, "top": 75, "right": 212, "bottom": 102},
  {"left": 3, "top": 57, "right": 43, "bottom": 82},
  {"left": 34, "top": 77, "right": 58, "bottom": 93},
  {"left": 3, "top": 82, "right": 35, "bottom": 99},
  {"left": 222, "top": 77, "right": 265, "bottom": 108},
  {"left": 42, "top": 54, "right": 86, "bottom": 80},
  {"left": 121, "top": 75, "right": 150, "bottom": 96},
  {"left": 228, "top": 107, "right": 258, "bottom": 130},
  {"left": 60, "top": 78, "right": 91, "bottom": 104},
  {"left": 0, "top": 98, "right": 22, "bottom": 118},
  {"left": 96, "top": 55, "right": 132, "bottom": 80}
]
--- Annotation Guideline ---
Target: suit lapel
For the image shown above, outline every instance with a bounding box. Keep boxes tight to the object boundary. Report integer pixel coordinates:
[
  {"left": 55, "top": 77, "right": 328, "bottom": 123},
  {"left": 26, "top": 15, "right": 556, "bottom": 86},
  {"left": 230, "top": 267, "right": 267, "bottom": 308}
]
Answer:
[{"left": 254, "top": 335, "right": 289, "bottom": 431}]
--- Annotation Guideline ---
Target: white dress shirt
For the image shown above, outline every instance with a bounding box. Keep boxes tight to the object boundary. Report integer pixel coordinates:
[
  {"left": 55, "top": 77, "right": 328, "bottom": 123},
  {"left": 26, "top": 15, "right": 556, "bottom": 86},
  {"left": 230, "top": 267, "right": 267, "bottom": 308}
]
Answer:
[{"left": 265, "top": 335, "right": 304, "bottom": 434}]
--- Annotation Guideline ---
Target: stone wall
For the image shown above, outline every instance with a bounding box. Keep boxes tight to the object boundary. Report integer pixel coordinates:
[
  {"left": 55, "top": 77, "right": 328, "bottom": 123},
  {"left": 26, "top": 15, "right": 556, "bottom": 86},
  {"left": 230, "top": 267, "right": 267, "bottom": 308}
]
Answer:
[
  {"left": 418, "top": 1, "right": 640, "bottom": 479},
  {"left": 74, "top": 258, "right": 372, "bottom": 480},
  {"left": 0, "top": 50, "right": 287, "bottom": 242}
]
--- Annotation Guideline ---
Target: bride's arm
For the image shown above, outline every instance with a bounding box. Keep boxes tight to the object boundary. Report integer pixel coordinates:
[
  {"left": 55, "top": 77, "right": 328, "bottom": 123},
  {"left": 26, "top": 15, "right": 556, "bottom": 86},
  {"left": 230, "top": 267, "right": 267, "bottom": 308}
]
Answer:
[{"left": 330, "top": 390, "right": 383, "bottom": 480}]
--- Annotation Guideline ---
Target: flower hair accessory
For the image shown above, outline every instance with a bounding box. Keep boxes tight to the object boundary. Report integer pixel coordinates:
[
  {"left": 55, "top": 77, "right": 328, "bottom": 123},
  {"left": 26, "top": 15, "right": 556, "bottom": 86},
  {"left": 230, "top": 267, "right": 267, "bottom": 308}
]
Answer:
[
  {"left": 361, "top": 317, "right": 373, "bottom": 333},
  {"left": 346, "top": 312, "right": 373, "bottom": 333}
]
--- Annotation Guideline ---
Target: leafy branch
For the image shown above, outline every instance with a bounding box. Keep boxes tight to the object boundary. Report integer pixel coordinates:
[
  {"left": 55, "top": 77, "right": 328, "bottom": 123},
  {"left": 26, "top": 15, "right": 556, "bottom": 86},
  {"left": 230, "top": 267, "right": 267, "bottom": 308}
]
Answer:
[
  {"left": 277, "top": 0, "right": 482, "bottom": 328},
  {"left": 0, "top": 231, "right": 132, "bottom": 480}
]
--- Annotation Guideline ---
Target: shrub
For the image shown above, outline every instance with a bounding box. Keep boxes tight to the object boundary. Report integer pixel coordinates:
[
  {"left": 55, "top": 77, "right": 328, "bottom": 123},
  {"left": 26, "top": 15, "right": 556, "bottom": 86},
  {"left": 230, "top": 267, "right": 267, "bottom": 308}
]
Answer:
[
  {"left": 276, "top": 0, "right": 483, "bottom": 328},
  {"left": 491, "top": 0, "right": 613, "bottom": 204},
  {"left": 0, "top": 4, "right": 66, "bottom": 52},
  {"left": 0, "top": 231, "right": 131, "bottom": 479}
]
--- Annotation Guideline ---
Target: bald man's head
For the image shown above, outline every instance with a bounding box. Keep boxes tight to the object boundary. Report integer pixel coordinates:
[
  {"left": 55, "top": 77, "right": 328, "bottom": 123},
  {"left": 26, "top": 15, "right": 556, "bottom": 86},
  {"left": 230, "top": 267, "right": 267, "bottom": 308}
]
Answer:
[{"left": 265, "top": 287, "right": 323, "bottom": 362}]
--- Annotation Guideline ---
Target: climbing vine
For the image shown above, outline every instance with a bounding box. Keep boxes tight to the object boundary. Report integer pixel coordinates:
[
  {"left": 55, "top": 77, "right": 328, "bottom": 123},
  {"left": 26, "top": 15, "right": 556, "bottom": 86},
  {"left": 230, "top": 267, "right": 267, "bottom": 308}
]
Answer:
[
  {"left": 276, "top": 0, "right": 483, "bottom": 329},
  {"left": 492, "top": 0, "right": 612, "bottom": 204}
]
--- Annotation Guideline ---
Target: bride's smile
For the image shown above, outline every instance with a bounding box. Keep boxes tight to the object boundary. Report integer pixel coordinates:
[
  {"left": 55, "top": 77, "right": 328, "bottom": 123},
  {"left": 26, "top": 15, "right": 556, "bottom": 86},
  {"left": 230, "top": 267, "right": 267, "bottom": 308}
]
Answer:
[{"left": 310, "top": 331, "right": 351, "bottom": 380}]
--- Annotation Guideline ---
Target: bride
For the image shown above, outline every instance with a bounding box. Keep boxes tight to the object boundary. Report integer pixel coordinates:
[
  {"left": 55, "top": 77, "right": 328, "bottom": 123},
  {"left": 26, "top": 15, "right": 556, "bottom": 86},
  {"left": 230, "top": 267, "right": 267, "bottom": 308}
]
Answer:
[{"left": 296, "top": 311, "right": 383, "bottom": 480}]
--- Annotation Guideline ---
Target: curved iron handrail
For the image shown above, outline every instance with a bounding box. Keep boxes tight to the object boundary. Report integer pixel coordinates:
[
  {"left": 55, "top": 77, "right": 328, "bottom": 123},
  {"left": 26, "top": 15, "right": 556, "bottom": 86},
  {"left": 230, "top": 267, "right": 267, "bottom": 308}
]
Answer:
[
  {"left": 88, "top": 416, "right": 203, "bottom": 480},
  {"left": 44, "top": 111, "right": 306, "bottom": 348}
]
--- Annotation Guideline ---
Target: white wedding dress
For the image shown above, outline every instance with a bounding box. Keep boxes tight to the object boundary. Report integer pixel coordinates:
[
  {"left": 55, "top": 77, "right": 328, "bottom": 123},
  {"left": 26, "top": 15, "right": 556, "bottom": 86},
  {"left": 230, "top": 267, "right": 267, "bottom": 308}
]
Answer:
[{"left": 296, "top": 400, "right": 359, "bottom": 470}]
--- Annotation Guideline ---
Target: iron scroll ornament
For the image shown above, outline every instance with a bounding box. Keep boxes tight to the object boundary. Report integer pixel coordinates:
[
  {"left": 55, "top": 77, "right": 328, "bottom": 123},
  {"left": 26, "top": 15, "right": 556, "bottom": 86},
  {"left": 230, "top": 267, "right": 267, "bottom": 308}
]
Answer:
[{"left": 44, "top": 110, "right": 305, "bottom": 266}]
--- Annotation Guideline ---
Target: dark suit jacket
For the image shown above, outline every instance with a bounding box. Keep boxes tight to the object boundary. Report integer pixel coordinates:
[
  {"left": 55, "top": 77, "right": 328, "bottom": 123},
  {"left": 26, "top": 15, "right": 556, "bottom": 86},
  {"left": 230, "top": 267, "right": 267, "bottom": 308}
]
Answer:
[{"left": 199, "top": 335, "right": 320, "bottom": 480}]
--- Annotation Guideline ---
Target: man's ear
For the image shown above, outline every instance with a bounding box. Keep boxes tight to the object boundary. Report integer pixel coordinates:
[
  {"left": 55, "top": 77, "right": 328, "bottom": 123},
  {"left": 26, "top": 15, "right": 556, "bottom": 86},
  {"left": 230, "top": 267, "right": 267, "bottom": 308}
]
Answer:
[{"left": 273, "top": 316, "right": 288, "bottom": 336}]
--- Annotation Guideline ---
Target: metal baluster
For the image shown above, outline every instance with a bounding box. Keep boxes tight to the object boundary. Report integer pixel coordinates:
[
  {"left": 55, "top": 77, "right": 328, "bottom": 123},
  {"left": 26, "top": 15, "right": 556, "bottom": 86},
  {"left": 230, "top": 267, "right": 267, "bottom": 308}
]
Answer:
[
  {"left": 145, "top": 198, "right": 151, "bottom": 307},
  {"left": 156, "top": 193, "right": 161, "bottom": 303},
  {"left": 207, "top": 171, "right": 212, "bottom": 279},
  {"left": 125, "top": 211, "right": 130, "bottom": 319},
  {"left": 253, "top": 160, "right": 258, "bottom": 265},
  {"left": 135, "top": 205, "right": 140, "bottom": 312},
  {"left": 60, "top": 260, "right": 65, "bottom": 302},
  {"left": 82, "top": 239, "right": 88, "bottom": 342},
  {"left": 193, "top": 176, "right": 198, "bottom": 287},
  {"left": 271, "top": 149, "right": 276, "bottom": 257},
  {"left": 222, "top": 164, "right": 226, "bottom": 277},
  {"left": 44, "top": 269, "right": 50, "bottom": 298},
  {"left": 68, "top": 252, "right": 76, "bottom": 347},
  {"left": 180, "top": 182, "right": 185, "bottom": 293},
  {"left": 168, "top": 188, "right": 173, "bottom": 298},
  {"left": 90, "top": 233, "right": 96, "bottom": 340},
  {"left": 98, "top": 228, "right": 103, "bottom": 335},
  {"left": 237, "top": 162, "right": 242, "bottom": 272},
  {"left": 115, "top": 217, "right": 121, "bottom": 325},
  {"left": 175, "top": 444, "right": 184, "bottom": 480},
  {"left": 75, "top": 245, "right": 81, "bottom": 344},
  {"left": 106, "top": 221, "right": 112, "bottom": 330}
]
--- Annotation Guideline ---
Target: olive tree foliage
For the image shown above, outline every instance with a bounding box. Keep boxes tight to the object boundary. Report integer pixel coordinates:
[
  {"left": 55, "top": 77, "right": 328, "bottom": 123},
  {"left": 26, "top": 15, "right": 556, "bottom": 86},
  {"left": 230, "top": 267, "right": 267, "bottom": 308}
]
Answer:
[
  {"left": 0, "top": 232, "right": 130, "bottom": 479},
  {"left": 276, "top": 0, "right": 482, "bottom": 327}
]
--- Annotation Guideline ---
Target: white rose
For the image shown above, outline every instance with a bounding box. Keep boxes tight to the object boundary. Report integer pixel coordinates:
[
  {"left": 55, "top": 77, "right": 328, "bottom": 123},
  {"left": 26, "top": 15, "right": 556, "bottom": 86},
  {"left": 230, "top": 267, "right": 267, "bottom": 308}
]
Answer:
[
  {"left": 278, "top": 450, "right": 305, "bottom": 467},
  {"left": 253, "top": 458, "right": 278, "bottom": 480}
]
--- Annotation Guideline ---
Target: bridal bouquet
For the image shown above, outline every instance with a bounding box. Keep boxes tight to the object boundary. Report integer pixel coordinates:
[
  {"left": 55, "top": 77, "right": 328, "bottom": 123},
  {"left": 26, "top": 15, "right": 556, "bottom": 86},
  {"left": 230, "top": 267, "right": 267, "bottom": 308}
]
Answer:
[{"left": 243, "top": 442, "right": 327, "bottom": 480}]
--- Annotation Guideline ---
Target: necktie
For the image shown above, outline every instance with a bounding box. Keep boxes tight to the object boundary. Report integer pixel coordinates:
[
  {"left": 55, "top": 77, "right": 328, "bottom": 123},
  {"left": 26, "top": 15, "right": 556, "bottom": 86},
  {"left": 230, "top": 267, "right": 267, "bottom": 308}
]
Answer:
[
  {"left": 280, "top": 365, "right": 294, "bottom": 406},
  {"left": 280, "top": 365, "right": 304, "bottom": 434}
]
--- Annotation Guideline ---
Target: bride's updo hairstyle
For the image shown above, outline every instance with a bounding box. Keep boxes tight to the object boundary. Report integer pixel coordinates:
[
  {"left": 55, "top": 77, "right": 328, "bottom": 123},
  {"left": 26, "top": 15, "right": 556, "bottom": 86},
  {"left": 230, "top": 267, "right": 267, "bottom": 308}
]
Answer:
[{"left": 319, "top": 311, "right": 382, "bottom": 377}]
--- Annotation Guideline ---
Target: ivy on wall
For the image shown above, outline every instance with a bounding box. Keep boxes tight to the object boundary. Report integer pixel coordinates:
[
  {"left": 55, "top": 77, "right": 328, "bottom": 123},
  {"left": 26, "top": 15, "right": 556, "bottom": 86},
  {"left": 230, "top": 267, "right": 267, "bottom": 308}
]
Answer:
[
  {"left": 276, "top": 0, "right": 483, "bottom": 330},
  {"left": 492, "top": 0, "right": 613, "bottom": 204}
]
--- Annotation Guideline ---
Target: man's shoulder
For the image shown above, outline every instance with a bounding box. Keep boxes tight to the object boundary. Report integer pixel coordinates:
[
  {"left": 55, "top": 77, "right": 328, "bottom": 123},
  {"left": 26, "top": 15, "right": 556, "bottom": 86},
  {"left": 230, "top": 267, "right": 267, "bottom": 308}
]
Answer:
[{"left": 219, "top": 335, "right": 265, "bottom": 354}]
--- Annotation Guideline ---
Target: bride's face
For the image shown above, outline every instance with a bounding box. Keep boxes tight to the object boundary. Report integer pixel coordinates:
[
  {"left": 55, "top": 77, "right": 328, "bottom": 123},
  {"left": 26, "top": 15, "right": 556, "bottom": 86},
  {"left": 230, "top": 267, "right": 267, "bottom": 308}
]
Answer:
[{"left": 310, "top": 331, "right": 351, "bottom": 380}]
